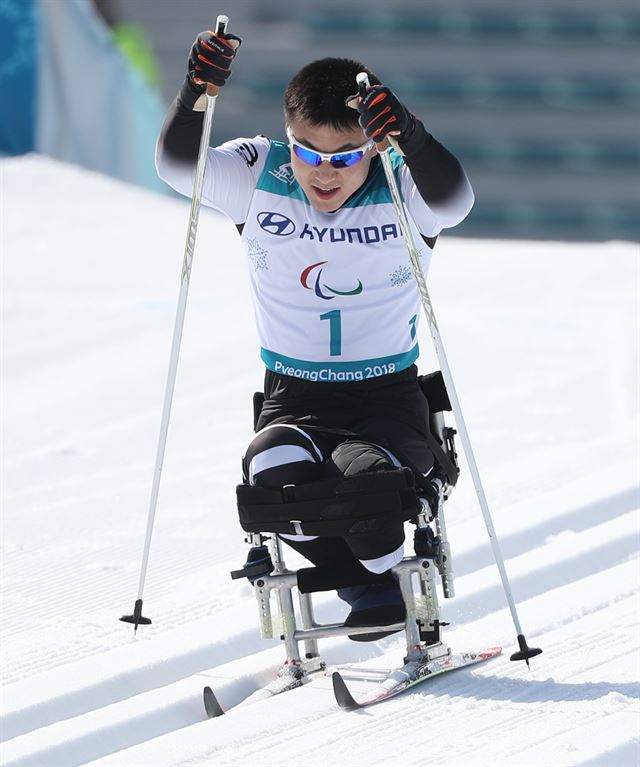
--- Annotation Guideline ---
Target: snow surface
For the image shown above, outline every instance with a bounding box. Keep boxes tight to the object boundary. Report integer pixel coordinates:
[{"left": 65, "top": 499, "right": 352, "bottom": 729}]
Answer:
[{"left": 1, "top": 154, "right": 639, "bottom": 767}]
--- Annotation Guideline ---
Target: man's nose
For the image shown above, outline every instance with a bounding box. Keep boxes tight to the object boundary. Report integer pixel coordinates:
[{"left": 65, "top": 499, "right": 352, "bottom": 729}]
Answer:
[{"left": 315, "top": 161, "right": 337, "bottom": 178}]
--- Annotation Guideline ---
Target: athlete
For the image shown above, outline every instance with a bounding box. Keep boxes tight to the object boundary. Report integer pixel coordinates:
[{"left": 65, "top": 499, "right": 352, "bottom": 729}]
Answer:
[{"left": 156, "top": 28, "right": 474, "bottom": 637}]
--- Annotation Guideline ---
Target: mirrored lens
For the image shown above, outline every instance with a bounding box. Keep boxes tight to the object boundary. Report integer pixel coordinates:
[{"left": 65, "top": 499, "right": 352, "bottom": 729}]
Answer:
[
  {"left": 332, "top": 151, "right": 364, "bottom": 168},
  {"left": 292, "top": 145, "right": 322, "bottom": 166},
  {"left": 291, "top": 141, "right": 367, "bottom": 168}
]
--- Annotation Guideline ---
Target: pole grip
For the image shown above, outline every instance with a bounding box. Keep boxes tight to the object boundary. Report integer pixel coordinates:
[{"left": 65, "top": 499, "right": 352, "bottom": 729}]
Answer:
[
  {"left": 206, "top": 15, "right": 230, "bottom": 97},
  {"left": 356, "top": 71, "right": 393, "bottom": 150},
  {"left": 356, "top": 71, "right": 370, "bottom": 99}
]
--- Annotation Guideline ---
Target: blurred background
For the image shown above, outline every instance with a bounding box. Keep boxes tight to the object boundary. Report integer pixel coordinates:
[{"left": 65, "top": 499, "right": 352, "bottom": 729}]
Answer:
[{"left": 2, "top": 0, "right": 638, "bottom": 241}]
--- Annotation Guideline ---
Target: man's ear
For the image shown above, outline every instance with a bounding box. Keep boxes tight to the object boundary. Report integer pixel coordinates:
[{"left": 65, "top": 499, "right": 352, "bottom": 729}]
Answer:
[{"left": 344, "top": 94, "right": 360, "bottom": 110}]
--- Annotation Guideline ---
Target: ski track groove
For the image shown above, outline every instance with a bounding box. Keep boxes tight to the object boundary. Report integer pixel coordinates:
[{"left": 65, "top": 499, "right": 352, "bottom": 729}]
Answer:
[
  {"left": 1, "top": 542, "right": 239, "bottom": 618},
  {"left": 1, "top": 621, "right": 283, "bottom": 740},
  {"left": 325, "top": 688, "right": 631, "bottom": 767},
  {"left": 0, "top": 588, "right": 245, "bottom": 686},
  {"left": 0, "top": 579, "right": 236, "bottom": 641},
  {"left": 4, "top": 543, "right": 636, "bottom": 653},
  {"left": 3, "top": 566, "right": 635, "bottom": 721},
  {"left": 3, "top": 525, "right": 636, "bottom": 689},
  {"left": 5, "top": 499, "right": 634, "bottom": 642},
  {"left": 528, "top": 578, "right": 638, "bottom": 640},
  {"left": 5, "top": 165, "right": 638, "bottom": 766},
  {"left": 446, "top": 532, "right": 638, "bottom": 624},
  {"left": 524, "top": 607, "right": 638, "bottom": 669},
  {"left": 180, "top": 675, "right": 565, "bottom": 767},
  {"left": 495, "top": 709, "right": 615, "bottom": 764},
  {"left": 3, "top": 178, "right": 640, "bottom": 767},
  {"left": 452, "top": 485, "right": 639, "bottom": 578},
  {"left": 5, "top": 588, "right": 636, "bottom": 767}
]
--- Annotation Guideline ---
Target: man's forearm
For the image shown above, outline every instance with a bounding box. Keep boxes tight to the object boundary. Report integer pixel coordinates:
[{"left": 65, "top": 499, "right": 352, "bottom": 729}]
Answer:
[
  {"left": 157, "top": 79, "right": 207, "bottom": 165},
  {"left": 398, "top": 119, "right": 470, "bottom": 208}
]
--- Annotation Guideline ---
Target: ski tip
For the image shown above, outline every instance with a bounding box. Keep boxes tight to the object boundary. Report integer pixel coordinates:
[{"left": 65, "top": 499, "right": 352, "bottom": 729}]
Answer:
[
  {"left": 203, "top": 686, "right": 225, "bottom": 718},
  {"left": 332, "top": 672, "right": 361, "bottom": 711}
]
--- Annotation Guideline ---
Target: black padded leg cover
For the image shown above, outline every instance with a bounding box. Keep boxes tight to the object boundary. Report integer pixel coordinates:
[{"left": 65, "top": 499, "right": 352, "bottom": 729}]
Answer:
[
  {"left": 329, "top": 441, "right": 406, "bottom": 562},
  {"left": 329, "top": 440, "right": 395, "bottom": 476},
  {"left": 280, "top": 535, "right": 355, "bottom": 568}
]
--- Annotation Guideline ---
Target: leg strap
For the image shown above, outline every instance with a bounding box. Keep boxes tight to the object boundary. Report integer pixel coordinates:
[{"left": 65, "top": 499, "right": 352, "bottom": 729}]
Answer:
[
  {"left": 296, "top": 562, "right": 393, "bottom": 593},
  {"left": 236, "top": 467, "right": 419, "bottom": 537}
]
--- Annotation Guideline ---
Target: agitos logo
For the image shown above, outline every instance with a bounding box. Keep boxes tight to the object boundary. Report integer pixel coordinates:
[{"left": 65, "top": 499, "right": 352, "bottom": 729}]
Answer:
[
  {"left": 300, "top": 261, "right": 363, "bottom": 300},
  {"left": 257, "top": 212, "right": 296, "bottom": 236}
]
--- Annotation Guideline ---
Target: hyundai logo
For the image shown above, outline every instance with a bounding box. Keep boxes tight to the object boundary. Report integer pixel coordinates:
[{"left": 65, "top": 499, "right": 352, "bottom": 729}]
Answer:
[{"left": 257, "top": 212, "right": 296, "bottom": 236}]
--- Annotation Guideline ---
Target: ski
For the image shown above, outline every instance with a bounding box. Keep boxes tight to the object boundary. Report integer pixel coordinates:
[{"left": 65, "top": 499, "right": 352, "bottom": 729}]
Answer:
[
  {"left": 203, "top": 686, "right": 225, "bottom": 718},
  {"left": 202, "top": 661, "right": 321, "bottom": 718},
  {"left": 203, "top": 647, "right": 501, "bottom": 716},
  {"left": 332, "top": 646, "right": 502, "bottom": 710}
]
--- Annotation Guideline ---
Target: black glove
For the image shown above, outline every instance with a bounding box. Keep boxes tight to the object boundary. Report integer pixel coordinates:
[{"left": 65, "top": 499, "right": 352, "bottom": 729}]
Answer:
[
  {"left": 352, "top": 85, "right": 415, "bottom": 144},
  {"left": 188, "top": 29, "right": 241, "bottom": 89}
]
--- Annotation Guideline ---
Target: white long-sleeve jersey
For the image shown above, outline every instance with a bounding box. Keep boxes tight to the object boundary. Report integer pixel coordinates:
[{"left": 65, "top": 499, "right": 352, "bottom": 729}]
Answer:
[{"left": 157, "top": 135, "right": 473, "bottom": 382}]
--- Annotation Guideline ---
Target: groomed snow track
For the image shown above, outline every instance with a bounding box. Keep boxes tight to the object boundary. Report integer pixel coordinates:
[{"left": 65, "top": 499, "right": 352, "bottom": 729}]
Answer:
[{"left": 2, "top": 156, "right": 638, "bottom": 767}]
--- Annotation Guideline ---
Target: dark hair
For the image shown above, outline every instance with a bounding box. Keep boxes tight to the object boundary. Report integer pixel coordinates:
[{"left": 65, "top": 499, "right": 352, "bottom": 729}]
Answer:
[{"left": 283, "top": 57, "right": 381, "bottom": 130}]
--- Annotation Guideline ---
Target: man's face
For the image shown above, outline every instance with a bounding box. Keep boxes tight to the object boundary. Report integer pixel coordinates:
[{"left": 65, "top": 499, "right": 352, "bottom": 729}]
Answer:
[{"left": 287, "top": 119, "right": 376, "bottom": 213}]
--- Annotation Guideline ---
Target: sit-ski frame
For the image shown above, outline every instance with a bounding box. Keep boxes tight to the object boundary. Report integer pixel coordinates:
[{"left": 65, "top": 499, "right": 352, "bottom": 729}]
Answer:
[{"left": 243, "top": 480, "right": 456, "bottom": 685}]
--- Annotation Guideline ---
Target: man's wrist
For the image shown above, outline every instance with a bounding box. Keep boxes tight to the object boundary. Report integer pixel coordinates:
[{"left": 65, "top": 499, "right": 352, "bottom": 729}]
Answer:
[
  {"left": 178, "top": 76, "right": 207, "bottom": 111},
  {"left": 396, "top": 117, "right": 430, "bottom": 157}
]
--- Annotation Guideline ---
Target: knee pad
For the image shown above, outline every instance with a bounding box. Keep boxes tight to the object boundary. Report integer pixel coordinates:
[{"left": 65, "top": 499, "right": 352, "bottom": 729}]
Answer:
[
  {"left": 243, "top": 424, "right": 323, "bottom": 487},
  {"left": 330, "top": 440, "right": 395, "bottom": 477}
]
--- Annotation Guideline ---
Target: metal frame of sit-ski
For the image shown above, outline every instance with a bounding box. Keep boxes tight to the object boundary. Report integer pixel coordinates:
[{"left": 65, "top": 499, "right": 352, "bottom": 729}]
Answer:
[{"left": 236, "top": 408, "right": 458, "bottom": 687}]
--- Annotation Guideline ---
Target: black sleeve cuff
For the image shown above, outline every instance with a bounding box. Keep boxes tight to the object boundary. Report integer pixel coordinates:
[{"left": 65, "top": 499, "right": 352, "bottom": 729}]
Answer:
[
  {"left": 397, "top": 118, "right": 467, "bottom": 206},
  {"left": 178, "top": 75, "right": 206, "bottom": 110},
  {"left": 157, "top": 77, "right": 206, "bottom": 164}
]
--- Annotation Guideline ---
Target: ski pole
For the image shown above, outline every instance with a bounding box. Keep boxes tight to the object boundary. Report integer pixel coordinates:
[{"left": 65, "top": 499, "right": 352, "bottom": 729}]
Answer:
[
  {"left": 121, "top": 15, "right": 230, "bottom": 633},
  {"left": 356, "top": 73, "right": 541, "bottom": 664}
]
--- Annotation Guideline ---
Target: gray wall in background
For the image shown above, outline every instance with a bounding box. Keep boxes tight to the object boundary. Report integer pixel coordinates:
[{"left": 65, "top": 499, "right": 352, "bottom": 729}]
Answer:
[{"left": 106, "top": 0, "right": 640, "bottom": 241}]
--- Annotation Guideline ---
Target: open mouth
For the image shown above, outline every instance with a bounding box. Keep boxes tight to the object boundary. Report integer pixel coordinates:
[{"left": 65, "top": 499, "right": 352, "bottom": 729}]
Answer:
[{"left": 312, "top": 185, "right": 339, "bottom": 200}]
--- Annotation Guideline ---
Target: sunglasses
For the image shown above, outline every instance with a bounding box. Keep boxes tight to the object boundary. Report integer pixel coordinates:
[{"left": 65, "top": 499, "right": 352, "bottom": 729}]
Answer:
[{"left": 286, "top": 128, "right": 374, "bottom": 169}]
